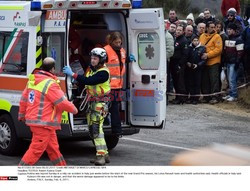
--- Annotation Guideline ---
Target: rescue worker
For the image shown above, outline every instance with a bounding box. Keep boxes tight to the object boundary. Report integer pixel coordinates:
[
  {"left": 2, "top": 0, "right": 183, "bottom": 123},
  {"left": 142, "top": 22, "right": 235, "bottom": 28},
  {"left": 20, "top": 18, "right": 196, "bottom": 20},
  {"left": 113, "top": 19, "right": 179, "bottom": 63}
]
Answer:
[
  {"left": 104, "top": 32, "right": 135, "bottom": 137},
  {"left": 18, "top": 57, "right": 78, "bottom": 166},
  {"left": 63, "top": 48, "right": 111, "bottom": 166}
]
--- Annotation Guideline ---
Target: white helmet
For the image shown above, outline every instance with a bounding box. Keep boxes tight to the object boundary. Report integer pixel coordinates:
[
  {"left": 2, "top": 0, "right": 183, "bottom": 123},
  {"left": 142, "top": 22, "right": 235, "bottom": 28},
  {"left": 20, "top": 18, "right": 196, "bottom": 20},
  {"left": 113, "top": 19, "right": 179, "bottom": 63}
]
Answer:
[{"left": 90, "top": 48, "right": 107, "bottom": 63}]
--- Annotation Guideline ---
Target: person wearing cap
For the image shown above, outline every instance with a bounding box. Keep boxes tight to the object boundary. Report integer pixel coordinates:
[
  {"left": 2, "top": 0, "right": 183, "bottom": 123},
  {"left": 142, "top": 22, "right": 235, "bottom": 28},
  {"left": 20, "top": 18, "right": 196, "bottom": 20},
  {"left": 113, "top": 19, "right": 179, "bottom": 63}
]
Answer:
[
  {"left": 186, "top": 13, "right": 197, "bottom": 34},
  {"left": 186, "top": 36, "right": 206, "bottom": 104},
  {"left": 18, "top": 57, "right": 78, "bottom": 166},
  {"left": 63, "top": 48, "right": 111, "bottom": 166},
  {"left": 221, "top": 0, "right": 240, "bottom": 18},
  {"left": 224, "top": 8, "right": 244, "bottom": 36},
  {"left": 223, "top": 23, "right": 244, "bottom": 102},
  {"left": 195, "top": 13, "right": 205, "bottom": 26}
]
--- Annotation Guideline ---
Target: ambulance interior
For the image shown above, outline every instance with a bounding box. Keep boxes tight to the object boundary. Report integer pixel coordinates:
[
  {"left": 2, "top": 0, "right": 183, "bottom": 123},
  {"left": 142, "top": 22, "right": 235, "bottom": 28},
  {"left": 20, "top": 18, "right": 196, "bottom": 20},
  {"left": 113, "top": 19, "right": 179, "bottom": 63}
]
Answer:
[{"left": 68, "top": 11, "right": 128, "bottom": 128}]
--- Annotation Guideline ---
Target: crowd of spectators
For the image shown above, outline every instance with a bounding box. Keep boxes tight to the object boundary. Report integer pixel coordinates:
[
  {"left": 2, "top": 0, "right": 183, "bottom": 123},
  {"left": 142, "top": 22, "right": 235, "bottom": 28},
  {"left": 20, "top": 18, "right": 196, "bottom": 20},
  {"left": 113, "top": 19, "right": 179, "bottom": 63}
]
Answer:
[{"left": 165, "top": 2, "right": 250, "bottom": 105}]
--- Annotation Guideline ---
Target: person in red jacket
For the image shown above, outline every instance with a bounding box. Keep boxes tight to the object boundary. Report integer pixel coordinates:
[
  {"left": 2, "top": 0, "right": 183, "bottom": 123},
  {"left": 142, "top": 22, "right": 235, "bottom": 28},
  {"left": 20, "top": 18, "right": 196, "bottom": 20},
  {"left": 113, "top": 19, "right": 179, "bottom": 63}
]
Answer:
[
  {"left": 221, "top": 0, "right": 241, "bottom": 17},
  {"left": 18, "top": 57, "right": 78, "bottom": 166}
]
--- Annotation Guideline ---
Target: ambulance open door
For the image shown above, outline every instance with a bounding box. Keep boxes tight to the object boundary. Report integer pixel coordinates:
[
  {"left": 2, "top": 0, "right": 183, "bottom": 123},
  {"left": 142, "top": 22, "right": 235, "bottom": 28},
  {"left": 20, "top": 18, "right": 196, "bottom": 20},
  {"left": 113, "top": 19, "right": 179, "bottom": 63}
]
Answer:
[{"left": 127, "top": 8, "right": 166, "bottom": 128}]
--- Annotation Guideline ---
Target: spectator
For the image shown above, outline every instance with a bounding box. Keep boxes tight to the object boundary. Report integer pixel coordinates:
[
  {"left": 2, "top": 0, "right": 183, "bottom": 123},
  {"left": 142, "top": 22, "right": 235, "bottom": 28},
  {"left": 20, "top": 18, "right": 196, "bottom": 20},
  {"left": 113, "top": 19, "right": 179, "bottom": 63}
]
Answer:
[
  {"left": 196, "top": 22, "right": 206, "bottom": 37},
  {"left": 185, "top": 25, "right": 196, "bottom": 44},
  {"left": 215, "top": 20, "right": 228, "bottom": 48},
  {"left": 200, "top": 21, "right": 223, "bottom": 104},
  {"left": 224, "top": 8, "right": 244, "bottom": 36},
  {"left": 165, "top": 30, "right": 175, "bottom": 95},
  {"left": 170, "top": 25, "right": 189, "bottom": 104},
  {"left": 165, "top": 10, "right": 180, "bottom": 30},
  {"left": 186, "top": 13, "right": 197, "bottom": 33},
  {"left": 165, "top": 30, "right": 175, "bottom": 60},
  {"left": 195, "top": 13, "right": 205, "bottom": 26},
  {"left": 223, "top": 23, "right": 244, "bottom": 101},
  {"left": 221, "top": 0, "right": 240, "bottom": 18},
  {"left": 186, "top": 36, "right": 206, "bottom": 104},
  {"left": 204, "top": 8, "right": 216, "bottom": 24},
  {"left": 168, "top": 23, "right": 177, "bottom": 37},
  {"left": 242, "top": 25, "right": 250, "bottom": 82},
  {"left": 215, "top": 20, "right": 229, "bottom": 91}
]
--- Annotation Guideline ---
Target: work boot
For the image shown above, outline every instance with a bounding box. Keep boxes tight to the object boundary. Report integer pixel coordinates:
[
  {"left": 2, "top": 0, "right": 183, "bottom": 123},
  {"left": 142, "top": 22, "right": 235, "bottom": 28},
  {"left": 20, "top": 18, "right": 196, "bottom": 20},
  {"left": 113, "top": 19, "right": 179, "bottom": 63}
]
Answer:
[
  {"left": 94, "top": 155, "right": 106, "bottom": 166},
  {"left": 90, "top": 154, "right": 110, "bottom": 164}
]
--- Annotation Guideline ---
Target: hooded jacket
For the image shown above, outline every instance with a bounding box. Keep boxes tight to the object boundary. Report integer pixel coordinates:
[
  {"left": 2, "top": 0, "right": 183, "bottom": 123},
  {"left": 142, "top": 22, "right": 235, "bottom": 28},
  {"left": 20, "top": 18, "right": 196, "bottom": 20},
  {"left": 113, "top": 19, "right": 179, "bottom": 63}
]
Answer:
[{"left": 18, "top": 69, "right": 77, "bottom": 130}]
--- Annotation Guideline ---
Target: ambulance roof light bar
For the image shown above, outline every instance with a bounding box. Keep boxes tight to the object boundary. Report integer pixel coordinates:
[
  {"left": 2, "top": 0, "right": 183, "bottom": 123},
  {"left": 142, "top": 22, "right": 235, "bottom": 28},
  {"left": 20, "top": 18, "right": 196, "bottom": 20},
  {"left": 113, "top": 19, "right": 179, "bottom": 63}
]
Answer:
[{"left": 40, "top": 0, "right": 131, "bottom": 10}]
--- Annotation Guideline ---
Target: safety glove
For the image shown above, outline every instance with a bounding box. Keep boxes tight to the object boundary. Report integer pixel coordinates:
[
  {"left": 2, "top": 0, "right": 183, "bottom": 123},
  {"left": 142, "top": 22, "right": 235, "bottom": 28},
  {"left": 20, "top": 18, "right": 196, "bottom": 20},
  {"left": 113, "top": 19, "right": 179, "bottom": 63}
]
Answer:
[
  {"left": 63, "top": 66, "right": 74, "bottom": 76},
  {"left": 129, "top": 54, "right": 136, "bottom": 62}
]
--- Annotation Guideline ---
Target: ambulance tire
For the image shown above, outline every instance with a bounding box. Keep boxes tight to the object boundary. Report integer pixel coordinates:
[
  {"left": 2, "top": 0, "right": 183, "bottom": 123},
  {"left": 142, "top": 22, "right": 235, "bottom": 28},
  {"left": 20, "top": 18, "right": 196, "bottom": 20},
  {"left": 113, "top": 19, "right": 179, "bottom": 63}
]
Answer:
[
  {"left": 0, "top": 114, "right": 22, "bottom": 156},
  {"left": 105, "top": 135, "right": 119, "bottom": 150}
]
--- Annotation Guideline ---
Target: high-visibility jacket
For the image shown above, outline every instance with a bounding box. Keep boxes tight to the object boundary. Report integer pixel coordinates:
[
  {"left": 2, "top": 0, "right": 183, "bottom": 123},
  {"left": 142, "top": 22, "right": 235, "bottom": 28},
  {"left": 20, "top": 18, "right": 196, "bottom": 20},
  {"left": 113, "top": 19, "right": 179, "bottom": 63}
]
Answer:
[
  {"left": 85, "top": 66, "right": 110, "bottom": 97},
  {"left": 104, "top": 45, "right": 126, "bottom": 89},
  {"left": 18, "top": 69, "right": 77, "bottom": 130}
]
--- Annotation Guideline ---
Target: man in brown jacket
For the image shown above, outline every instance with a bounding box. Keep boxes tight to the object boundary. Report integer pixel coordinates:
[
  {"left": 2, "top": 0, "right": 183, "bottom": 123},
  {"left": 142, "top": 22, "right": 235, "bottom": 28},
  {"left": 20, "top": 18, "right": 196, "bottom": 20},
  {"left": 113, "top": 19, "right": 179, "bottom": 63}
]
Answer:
[{"left": 199, "top": 21, "right": 223, "bottom": 104}]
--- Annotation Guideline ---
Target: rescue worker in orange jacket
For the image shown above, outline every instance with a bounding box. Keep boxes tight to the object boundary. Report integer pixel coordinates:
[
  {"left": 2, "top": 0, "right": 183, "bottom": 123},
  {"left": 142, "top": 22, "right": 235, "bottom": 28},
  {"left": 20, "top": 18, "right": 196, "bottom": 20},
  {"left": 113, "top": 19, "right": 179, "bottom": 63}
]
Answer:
[
  {"left": 104, "top": 32, "right": 135, "bottom": 136},
  {"left": 18, "top": 57, "right": 78, "bottom": 166}
]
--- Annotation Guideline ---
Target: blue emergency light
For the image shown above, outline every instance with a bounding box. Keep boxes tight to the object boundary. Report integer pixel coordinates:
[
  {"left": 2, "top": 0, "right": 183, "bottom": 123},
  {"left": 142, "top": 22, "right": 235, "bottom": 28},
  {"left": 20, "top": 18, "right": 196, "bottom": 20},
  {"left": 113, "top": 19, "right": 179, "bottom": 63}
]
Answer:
[
  {"left": 31, "top": 1, "right": 41, "bottom": 11},
  {"left": 132, "top": 0, "right": 142, "bottom": 8}
]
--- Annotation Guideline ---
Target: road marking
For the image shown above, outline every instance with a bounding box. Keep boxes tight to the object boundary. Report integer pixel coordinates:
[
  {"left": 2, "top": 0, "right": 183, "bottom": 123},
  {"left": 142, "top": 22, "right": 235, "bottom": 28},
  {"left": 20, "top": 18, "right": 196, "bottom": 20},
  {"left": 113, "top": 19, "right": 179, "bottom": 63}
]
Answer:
[{"left": 122, "top": 137, "right": 199, "bottom": 151}]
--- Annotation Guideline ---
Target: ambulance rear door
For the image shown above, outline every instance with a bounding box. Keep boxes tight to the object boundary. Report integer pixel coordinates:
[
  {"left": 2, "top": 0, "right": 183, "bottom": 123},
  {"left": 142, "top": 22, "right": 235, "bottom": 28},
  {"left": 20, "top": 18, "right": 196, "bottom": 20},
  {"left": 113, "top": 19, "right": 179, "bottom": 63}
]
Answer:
[
  {"left": 42, "top": 9, "right": 74, "bottom": 134},
  {"left": 127, "top": 8, "right": 166, "bottom": 128}
]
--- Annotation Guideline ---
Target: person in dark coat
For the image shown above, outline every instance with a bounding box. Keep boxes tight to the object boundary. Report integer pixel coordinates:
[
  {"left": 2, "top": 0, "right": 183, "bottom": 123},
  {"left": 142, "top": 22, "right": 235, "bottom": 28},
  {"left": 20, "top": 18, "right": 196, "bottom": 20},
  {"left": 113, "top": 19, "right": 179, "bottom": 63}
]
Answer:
[
  {"left": 170, "top": 24, "right": 189, "bottom": 104},
  {"left": 186, "top": 36, "right": 206, "bottom": 104}
]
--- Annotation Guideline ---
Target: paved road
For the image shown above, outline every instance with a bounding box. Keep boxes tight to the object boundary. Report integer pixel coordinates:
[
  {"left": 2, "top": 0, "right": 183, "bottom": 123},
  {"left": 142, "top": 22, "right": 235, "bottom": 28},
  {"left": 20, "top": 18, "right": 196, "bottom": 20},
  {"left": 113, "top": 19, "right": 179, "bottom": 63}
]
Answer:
[{"left": 1, "top": 103, "right": 250, "bottom": 166}]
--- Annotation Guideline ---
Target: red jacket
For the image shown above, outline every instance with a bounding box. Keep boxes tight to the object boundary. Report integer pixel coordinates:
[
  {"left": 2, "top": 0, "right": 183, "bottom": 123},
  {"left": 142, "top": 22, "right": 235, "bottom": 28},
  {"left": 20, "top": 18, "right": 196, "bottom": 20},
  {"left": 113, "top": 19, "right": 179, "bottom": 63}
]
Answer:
[
  {"left": 18, "top": 69, "right": 77, "bottom": 130},
  {"left": 221, "top": 0, "right": 240, "bottom": 17}
]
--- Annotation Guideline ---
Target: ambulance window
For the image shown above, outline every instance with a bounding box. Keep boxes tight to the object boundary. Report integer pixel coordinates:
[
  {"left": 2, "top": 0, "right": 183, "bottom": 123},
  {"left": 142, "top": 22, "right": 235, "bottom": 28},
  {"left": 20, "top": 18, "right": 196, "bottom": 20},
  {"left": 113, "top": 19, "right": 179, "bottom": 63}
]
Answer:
[
  {"left": 137, "top": 33, "right": 160, "bottom": 70},
  {"left": 42, "top": 33, "right": 64, "bottom": 76},
  {"left": 0, "top": 32, "right": 28, "bottom": 75}
]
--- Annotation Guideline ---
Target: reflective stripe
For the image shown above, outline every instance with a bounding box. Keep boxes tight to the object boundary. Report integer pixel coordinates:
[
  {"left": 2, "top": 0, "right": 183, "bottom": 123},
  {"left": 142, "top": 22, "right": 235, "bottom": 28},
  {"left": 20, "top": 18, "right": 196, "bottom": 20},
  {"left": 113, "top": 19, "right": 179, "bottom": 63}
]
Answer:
[
  {"left": 110, "top": 75, "right": 123, "bottom": 79},
  {"left": 20, "top": 97, "right": 28, "bottom": 102},
  {"left": 26, "top": 120, "right": 60, "bottom": 127},
  {"left": 18, "top": 113, "right": 25, "bottom": 118},
  {"left": 53, "top": 96, "right": 66, "bottom": 105},
  {"left": 19, "top": 160, "right": 29, "bottom": 166},
  {"left": 37, "top": 80, "right": 53, "bottom": 120},
  {"left": 51, "top": 156, "right": 65, "bottom": 165},
  {"left": 97, "top": 133, "right": 105, "bottom": 138},
  {"left": 96, "top": 145, "right": 108, "bottom": 151}
]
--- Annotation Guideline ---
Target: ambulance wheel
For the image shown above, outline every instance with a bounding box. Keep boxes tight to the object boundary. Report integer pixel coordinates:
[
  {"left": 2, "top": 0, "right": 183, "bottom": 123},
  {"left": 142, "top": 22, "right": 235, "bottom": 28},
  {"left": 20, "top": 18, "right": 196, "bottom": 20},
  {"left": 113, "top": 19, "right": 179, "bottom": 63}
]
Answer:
[
  {"left": 0, "top": 114, "right": 21, "bottom": 156},
  {"left": 105, "top": 135, "right": 119, "bottom": 150}
]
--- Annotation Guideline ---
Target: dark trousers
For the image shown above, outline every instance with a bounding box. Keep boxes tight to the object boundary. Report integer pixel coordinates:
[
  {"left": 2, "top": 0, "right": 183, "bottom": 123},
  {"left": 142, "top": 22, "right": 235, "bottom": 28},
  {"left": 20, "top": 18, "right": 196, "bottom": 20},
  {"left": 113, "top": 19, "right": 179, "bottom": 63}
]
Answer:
[
  {"left": 187, "top": 68, "right": 202, "bottom": 101},
  {"left": 170, "top": 63, "right": 187, "bottom": 101},
  {"left": 109, "top": 89, "right": 122, "bottom": 134},
  {"left": 201, "top": 63, "right": 220, "bottom": 101}
]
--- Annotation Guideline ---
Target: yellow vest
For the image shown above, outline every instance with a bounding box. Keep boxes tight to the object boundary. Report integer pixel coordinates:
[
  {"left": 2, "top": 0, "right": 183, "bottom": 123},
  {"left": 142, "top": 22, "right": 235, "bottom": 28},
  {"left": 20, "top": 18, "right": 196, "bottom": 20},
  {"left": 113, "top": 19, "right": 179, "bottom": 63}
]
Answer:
[{"left": 85, "top": 66, "right": 110, "bottom": 97}]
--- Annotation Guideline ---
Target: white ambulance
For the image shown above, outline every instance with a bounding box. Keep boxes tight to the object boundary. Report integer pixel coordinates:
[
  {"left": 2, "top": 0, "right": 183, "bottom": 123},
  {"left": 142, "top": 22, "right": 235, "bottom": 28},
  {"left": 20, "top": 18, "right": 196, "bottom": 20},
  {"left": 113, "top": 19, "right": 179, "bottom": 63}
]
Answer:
[{"left": 0, "top": 0, "right": 166, "bottom": 155}]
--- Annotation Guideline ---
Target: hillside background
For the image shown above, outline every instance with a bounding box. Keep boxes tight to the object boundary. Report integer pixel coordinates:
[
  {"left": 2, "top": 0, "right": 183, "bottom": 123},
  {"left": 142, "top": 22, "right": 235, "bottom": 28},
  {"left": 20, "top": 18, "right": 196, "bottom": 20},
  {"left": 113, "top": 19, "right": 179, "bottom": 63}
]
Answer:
[{"left": 142, "top": 0, "right": 250, "bottom": 19}]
